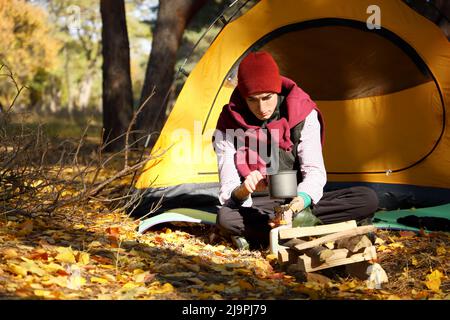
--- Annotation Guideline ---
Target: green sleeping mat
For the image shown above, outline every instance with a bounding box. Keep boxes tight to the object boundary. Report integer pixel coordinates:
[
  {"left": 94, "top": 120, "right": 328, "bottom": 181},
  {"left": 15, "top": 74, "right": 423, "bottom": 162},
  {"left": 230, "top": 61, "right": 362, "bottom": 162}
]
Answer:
[
  {"left": 373, "top": 203, "right": 450, "bottom": 232},
  {"left": 138, "top": 208, "right": 217, "bottom": 234},
  {"left": 138, "top": 204, "right": 450, "bottom": 234}
]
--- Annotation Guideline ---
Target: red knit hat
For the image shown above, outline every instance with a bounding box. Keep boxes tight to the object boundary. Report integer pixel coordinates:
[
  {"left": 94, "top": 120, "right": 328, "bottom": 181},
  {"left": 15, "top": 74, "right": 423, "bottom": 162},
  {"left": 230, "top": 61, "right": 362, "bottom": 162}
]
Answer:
[{"left": 237, "top": 51, "right": 282, "bottom": 98}]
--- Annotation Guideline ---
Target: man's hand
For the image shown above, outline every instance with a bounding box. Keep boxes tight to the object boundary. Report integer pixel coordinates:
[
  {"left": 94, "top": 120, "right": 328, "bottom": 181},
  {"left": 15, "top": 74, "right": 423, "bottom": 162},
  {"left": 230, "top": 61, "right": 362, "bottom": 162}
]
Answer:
[
  {"left": 288, "top": 196, "right": 305, "bottom": 214},
  {"left": 269, "top": 196, "right": 305, "bottom": 228},
  {"left": 243, "top": 170, "right": 267, "bottom": 193},
  {"left": 232, "top": 170, "right": 267, "bottom": 202}
]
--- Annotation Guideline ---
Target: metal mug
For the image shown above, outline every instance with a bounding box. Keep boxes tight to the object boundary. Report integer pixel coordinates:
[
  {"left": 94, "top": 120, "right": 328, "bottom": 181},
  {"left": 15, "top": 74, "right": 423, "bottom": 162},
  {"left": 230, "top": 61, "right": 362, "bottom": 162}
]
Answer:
[{"left": 268, "top": 170, "right": 298, "bottom": 199}]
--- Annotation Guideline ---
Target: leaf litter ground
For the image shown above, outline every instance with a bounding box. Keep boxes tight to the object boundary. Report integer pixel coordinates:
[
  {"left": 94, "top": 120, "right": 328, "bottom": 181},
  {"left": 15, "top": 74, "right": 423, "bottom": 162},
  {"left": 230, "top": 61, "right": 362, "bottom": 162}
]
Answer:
[{"left": 0, "top": 194, "right": 448, "bottom": 300}]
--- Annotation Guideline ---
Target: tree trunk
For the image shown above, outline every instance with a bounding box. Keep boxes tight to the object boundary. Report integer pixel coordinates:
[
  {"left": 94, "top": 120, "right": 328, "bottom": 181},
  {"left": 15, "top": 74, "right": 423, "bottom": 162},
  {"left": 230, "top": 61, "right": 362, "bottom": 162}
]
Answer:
[
  {"left": 100, "top": 0, "right": 133, "bottom": 152},
  {"left": 137, "top": 0, "right": 207, "bottom": 148}
]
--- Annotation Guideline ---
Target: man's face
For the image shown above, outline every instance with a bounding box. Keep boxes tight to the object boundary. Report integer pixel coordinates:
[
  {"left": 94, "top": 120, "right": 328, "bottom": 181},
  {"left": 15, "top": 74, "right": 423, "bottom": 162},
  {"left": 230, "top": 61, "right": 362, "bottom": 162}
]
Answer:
[{"left": 245, "top": 92, "right": 278, "bottom": 121}]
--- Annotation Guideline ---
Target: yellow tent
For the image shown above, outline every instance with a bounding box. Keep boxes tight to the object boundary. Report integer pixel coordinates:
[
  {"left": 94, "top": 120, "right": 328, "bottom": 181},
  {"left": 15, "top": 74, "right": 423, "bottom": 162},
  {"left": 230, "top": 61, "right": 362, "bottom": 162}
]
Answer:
[{"left": 133, "top": 0, "right": 450, "bottom": 214}]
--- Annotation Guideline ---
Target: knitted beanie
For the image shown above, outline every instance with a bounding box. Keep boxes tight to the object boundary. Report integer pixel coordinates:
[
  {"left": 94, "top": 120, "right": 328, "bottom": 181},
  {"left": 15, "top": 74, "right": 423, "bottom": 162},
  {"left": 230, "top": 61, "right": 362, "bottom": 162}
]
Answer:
[{"left": 237, "top": 51, "right": 282, "bottom": 98}]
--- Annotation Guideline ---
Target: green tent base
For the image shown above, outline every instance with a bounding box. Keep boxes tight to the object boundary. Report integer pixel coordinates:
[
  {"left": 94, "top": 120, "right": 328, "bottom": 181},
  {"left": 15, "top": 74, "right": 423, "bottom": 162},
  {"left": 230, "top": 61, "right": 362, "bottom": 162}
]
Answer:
[{"left": 138, "top": 204, "right": 450, "bottom": 234}]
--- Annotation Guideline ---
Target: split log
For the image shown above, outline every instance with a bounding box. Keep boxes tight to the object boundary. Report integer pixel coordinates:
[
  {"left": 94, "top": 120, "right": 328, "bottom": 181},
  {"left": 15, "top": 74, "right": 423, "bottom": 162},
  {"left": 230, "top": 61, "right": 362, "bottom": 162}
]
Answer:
[
  {"left": 297, "top": 246, "right": 377, "bottom": 272},
  {"left": 293, "top": 226, "right": 376, "bottom": 252},
  {"left": 277, "top": 248, "right": 298, "bottom": 264},
  {"left": 279, "top": 220, "right": 357, "bottom": 239},
  {"left": 336, "top": 235, "right": 373, "bottom": 253},
  {"left": 283, "top": 238, "right": 334, "bottom": 262}
]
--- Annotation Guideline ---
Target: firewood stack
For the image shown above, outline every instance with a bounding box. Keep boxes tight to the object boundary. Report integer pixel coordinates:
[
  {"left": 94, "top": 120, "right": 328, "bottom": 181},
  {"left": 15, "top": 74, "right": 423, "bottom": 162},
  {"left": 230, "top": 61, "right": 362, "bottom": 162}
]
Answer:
[{"left": 270, "top": 221, "right": 378, "bottom": 273}]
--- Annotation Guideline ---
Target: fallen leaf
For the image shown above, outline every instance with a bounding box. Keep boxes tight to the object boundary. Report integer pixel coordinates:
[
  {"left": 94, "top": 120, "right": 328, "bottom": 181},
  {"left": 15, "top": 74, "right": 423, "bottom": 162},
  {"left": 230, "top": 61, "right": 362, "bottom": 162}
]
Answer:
[
  {"left": 106, "top": 226, "right": 120, "bottom": 237},
  {"left": 206, "top": 283, "right": 225, "bottom": 291},
  {"left": 34, "top": 290, "right": 53, "bottom": 298},
  {"left": 424, "top": 269, "right": 443, "bottom": 293},
  {"left": 19, "top": 258, "right": 46, "bottom": 276},
  {"left": 151, "top": 283, "right": 174, "bottom": 294},
  {"left": 399, "top": 231, "right": 416, "bottom": 237},
  {"left": 265, "top": 254, "right": 277, "bottom": 262},
  {"left": 2, "top": 248, "right": 18, "bottom": 259},
  {"left": 42, "top": 263, "right": 66, "bottom": 274},
  {"left": 90, "top": 276, "right": 109, "bottom": 284},
  {"left": 388, "top": 242, "right": 404, "bottom": 249},
  {"left": 30, "top": 251, "right": 49, "bottom": 261},
  {"left": 42, "top": 276, "right": 68, "bottom": 288},
  {"left": 17, "top": 219, "right": 33, "bottom": 236},
  {"left": 77, "top": 252, "right": 90, "bottom": 265},
  {"left": 436, "top": 246, "right": 446, "bottom": 256},
  {"left": 8, "top": 263, "right": 27, "bottom": 276},
  {"left": 55, "top": 247, "right": 76, "bottom": 264},
  {"left": 377, "top": 245, "right": 390, "bottom": 252},
  {"left": 238, "top": 279, "right": 254, "bottom": 290}
]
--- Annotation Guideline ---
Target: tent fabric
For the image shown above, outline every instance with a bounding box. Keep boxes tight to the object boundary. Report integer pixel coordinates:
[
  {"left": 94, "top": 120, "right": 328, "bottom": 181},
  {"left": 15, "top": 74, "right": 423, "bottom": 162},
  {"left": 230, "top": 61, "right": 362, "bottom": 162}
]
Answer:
[{"left": 134, "top": 0, "right": 450, "bottom": 212}]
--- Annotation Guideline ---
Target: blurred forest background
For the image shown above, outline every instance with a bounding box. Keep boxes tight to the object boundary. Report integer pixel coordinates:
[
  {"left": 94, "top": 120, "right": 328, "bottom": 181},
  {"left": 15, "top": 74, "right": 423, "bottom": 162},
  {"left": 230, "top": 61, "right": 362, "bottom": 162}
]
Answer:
[{"left": 1, "top": 0, "right": 448, "bottom": 151}]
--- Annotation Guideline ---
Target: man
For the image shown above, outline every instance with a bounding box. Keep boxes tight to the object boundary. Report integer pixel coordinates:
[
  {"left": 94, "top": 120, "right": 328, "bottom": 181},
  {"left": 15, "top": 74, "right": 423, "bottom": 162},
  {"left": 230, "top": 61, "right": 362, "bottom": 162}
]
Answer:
[{"left": 213, "top": 51, "right": 378, "bottom": 250}]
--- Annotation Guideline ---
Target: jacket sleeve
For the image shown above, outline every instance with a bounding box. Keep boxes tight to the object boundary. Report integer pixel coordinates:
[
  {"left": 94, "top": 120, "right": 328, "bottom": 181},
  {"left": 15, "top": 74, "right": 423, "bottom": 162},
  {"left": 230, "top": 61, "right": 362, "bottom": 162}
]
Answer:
[
  {"left": 296, "top": 110, "right": 327, "bottom": 204},
  {"left": 213, "top": 130, "right": 253, "bottom": 207}
]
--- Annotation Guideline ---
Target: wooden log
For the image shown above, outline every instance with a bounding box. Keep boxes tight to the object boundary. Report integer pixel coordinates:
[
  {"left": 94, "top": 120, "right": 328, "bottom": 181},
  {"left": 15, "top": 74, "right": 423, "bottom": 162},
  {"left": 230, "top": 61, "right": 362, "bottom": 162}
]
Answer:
[
  {"left": 277, "top": 248, "right": 298, "bottom": 264},
  {"left": 297, "top": 246, "right": 377, "bottom": 272},
  {"left": 279, "top": 220, "right": 357, "bottom": 239},
  {"left": 293, "top": 225, "right": 376, "bottom": 252},
  {"left": 310, "top": 248, "right": 349, "bottom": 268},
  {"left": 336, "top": 235, "right": 372, "bottom": 253},
  {"left": 283, "top": 238, "right": 334, "bottom": 262}
]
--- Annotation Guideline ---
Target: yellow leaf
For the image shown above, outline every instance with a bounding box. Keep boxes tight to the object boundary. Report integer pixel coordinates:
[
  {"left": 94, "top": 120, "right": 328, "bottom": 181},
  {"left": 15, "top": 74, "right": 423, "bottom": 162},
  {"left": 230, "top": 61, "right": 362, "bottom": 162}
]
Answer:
[
  {"left": 42, "top": 276, "right": 68, "bottom": 287},
  {"left": 42, "top": 262, "right": 65, "bottom": 273},
  {"left": 34, "top": 290, "right": 53, "bottom": 298},
  {"left": 133, "top": 271, "right": 151, "bottom": 283},
  {"left": 77, "top": 252, "right": 90, "bottom": 265},
  {"left": 411, "top": 257, "right": 418, "bottom": 266},
  {"left": 436, "top": 246, "right": 446, "bottom": 256},
  {"left": 425, "top": 270, "right": 443, "bottom": 293},
  {"left": 90, "top": 277, "right": 109, "bottom": 284},
  {"left": 121, "top": 282, "right": 140, "bottom": 291},
  {"left": 31, "top": 180, "right": 44, "bottom": 188},
  {"left": 55, "top": 247, "right": 76, "bottom": 264},
  {"left": 8, "top": 263, "right": 27, "bottom": 276},
  {"left": 377, "top": 245, "right": 389, "bottom": 252},
  {"left": 388, "top": 242, "right": 404, "bottom": 249},
  {"left": 265, "top": 254, "right": 277, "bottom": 262},
  {"left": 2, "top": 248, "right": 18, "bottom": 259},
  {"left": 19, "top": 260, "right": 45, "bottom": 276},
  {"left": 160, "top": 283, "right": 174, "bottom": 293}
]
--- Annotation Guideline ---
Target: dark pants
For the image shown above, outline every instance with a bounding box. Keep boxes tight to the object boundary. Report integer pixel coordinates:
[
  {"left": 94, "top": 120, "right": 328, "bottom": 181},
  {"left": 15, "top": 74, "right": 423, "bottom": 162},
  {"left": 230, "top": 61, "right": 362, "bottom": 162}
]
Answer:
[{"left": 216, "top": 186, "right": 379, "bottom": 248}]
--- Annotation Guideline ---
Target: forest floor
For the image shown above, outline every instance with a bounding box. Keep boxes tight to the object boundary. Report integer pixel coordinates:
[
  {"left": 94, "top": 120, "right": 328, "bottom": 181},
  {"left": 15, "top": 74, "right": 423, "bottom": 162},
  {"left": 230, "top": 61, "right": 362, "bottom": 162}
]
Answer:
[{"left": 0, "top": 114, "right": 448, "bottom": 300}]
